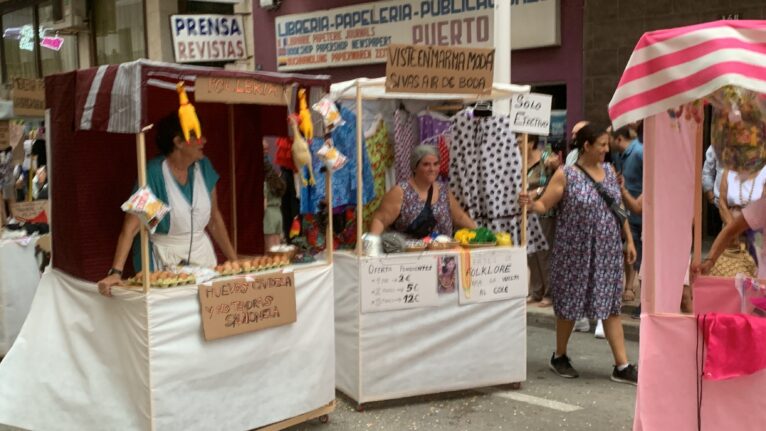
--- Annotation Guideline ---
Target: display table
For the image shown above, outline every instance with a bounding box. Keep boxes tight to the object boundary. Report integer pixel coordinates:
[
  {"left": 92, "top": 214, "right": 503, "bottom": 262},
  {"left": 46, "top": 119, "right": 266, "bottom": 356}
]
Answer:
[
  {"left": 0, "top": 262, "right": 335, "bottom": 431},
  {"left": 334, "top": 247, "right": 527, "bottom": 405},
  {"left": 0, "top": 237, "right": 41, "bottom": 356}
]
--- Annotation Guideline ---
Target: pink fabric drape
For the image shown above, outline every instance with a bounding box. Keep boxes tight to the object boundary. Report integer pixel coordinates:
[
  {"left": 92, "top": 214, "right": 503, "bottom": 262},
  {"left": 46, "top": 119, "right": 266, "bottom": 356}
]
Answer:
[
  {"left": 634, "top": 314, "right": 766, "bottom": 431},
  {"left": 701, "top": 312, "right": 766, "bottom": 381},
  {"left": 642, "top": 114, "right": 699, "bottom": 314}
]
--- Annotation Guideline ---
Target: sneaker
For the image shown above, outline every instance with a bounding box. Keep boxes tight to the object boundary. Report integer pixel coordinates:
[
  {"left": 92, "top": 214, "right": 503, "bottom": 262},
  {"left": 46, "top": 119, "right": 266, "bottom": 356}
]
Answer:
[
  {"left": 549, "top": 353, "right": 580, "bottom": 378},
  {"left": 631, "top": 305, "right": 641, "bottom": 320},
  {"left": 594, "top": 320, "right": 605, "bottom": 339},
  {"left": 573, "top": 318, "right": 590, "bottom": 332},
  {"left": 611, "top": 364, "right": 638, "bottom": 385}
]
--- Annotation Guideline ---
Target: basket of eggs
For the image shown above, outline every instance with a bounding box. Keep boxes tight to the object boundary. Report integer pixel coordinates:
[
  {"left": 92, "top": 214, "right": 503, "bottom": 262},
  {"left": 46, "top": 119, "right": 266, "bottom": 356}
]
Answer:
[
  {"left": 266, "top": 244, "right": 298, "bottom": 262},
  {"left": 128, "top": 271, "right": 196, "bottom": 288},
  {"left": 214, "top": 255, "right": 290, "bottom": 277}
]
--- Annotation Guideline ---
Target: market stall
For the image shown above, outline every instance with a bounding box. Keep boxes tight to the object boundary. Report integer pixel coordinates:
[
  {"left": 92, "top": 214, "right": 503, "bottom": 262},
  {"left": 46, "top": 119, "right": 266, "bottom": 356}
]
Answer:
[
  {"left": 0, "top": 235, "right": 41, "bottom": 356},
  {"left": 607, "top": 20, "right": 766, "bottom": 431},
  {"left": 329, "top": 68, "right": 538, "bottom": 406},
  {"left": 0, "top": 60, "right": 336, "bottom": 430}
]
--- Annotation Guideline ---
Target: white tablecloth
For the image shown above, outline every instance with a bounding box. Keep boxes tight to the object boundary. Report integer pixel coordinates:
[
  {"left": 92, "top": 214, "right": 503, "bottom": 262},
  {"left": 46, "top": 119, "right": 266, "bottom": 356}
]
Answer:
[
  {"left": 0, "top": 263, "right": 335, "bottom": 431},
  {"left": 334, "top": 250, "right": 527, "bottom": 404},
  {"left": 0, "top": 238, "right": 40, "bottom": 355}
]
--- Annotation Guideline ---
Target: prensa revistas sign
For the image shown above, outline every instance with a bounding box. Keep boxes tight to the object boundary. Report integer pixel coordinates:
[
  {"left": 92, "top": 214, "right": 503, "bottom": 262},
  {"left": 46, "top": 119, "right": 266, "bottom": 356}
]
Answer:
[{"left": 171, "top": 14, "right": 247, "bottom": 63}]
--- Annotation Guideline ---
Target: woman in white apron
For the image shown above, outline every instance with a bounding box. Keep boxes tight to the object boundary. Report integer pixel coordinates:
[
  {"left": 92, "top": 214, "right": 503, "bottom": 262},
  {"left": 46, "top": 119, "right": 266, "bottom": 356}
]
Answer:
[{"left": 98, "top": 114, "right": 237, "bottom": 296}]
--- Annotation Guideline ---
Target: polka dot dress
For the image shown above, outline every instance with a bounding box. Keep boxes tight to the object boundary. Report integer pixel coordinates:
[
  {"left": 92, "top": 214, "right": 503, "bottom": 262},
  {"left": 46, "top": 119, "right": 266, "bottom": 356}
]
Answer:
[{"left": 449, "top": 110, "right": 548, "bottom": 254}]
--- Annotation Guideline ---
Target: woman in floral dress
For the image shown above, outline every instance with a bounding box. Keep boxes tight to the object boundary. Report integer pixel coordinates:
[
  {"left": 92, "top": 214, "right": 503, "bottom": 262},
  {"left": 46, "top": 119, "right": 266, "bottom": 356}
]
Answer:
[{"left": 521, "top": 123, "right": 638, "bottom": 385}]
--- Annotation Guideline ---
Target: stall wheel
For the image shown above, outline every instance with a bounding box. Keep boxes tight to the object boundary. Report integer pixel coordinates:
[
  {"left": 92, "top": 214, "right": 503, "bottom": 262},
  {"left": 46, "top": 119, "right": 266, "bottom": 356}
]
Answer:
[
  {"left": 355, "top": 403, "right": 365, "bottom": 412},
  {"left": 509, "top": 382, "right": 522, "bottom": 390},
  {"left": 319, "top": 414, "right": 330, "bottom": 424}
]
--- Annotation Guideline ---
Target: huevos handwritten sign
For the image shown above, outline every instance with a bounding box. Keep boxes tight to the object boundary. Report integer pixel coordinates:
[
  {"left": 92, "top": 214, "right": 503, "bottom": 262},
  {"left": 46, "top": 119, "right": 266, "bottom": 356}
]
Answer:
[
  {"left": 385, "top": 44, "right": 494, "bottom": 95},
  {"left": 198, "top": 272, "right": 296, "bottom": 341},
  {"left": 194, "top": 76, "right": 289, "bottom": 106}
]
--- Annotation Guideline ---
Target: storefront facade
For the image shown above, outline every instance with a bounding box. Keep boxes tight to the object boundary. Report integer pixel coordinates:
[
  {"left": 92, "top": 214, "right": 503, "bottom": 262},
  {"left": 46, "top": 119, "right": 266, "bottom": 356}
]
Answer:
[
  {"left": 0, "top": 0, "right": 254, "bottom": 86},
  {"left": 252, "top": 0, "right": 584, "bottom": 136}
]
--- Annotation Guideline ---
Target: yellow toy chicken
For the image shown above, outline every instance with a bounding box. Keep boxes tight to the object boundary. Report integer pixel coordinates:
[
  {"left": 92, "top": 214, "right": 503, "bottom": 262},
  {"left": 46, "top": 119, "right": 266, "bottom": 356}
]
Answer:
[
  {"left": 176, "top": 82, "right": 201, "bottom": 143},
  {"left": 297, "top": 88, "right": 313, "bottom": 140},
  {"left": 288, "top": 114, "right": 316, "bottom": 186}
]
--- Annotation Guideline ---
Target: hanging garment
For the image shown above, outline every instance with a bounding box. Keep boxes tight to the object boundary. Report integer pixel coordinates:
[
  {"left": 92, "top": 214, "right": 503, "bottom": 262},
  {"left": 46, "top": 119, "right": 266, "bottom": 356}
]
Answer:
[
  {"left": 419, "top": 111, "right": 451, "bottom": 180},
  {"left": 300, "top": 107, "right": 375, "bottom": 214},
  {"left": 150, "top": 161, "right": 216, "bottom": 270},
  {"left": 363, "top": 118, "right": 394, "bottom": 227},
  {"left": 393, "top": 108, "right": 419, "bottom": 183},
  {"left": 700, "top": 312, "right": 766, "bottom": 381},
  {"left": 274, "top": 137, "right": 295, "bottom": 171},
  {"left": 449, "top": 110, "right": 548, "bottom": 254}
]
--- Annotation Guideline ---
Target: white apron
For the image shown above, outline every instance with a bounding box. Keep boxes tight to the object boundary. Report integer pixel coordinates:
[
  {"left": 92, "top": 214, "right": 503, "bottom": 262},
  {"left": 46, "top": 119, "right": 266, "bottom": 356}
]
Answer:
[{"left": 150, "top": 161, "right": 216, "bottom": 269}]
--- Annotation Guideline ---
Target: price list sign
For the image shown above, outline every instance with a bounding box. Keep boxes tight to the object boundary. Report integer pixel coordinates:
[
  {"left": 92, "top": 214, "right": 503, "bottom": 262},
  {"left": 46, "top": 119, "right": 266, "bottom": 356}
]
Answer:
[
  {"left": 361, "top": 255, "right": 439, "bottom": 313},
  {"left": 459, "top": 248, "right": 527, "bottom": 305}
]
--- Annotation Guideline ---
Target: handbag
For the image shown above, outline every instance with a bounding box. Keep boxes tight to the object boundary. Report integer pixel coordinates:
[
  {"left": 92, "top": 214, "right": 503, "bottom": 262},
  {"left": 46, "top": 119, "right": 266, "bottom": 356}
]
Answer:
[
  {"left": 405, "top": 185, "right": 438, "bottom": 238},
  {"left": 575, "top": 164, "right": 628, "bottom": 227},
  {"left": 710, "top": 243, "right": 758, "bottom": 278}
]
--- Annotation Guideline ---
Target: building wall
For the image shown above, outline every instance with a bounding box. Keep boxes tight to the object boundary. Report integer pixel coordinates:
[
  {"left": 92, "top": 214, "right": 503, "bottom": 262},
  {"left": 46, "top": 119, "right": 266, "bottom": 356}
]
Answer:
[
  {"left": 252, "top": 0, "right": 584, "bottom": 131},
  {"left": 583, "top": 0, "right": 766, "bottom": 125}
]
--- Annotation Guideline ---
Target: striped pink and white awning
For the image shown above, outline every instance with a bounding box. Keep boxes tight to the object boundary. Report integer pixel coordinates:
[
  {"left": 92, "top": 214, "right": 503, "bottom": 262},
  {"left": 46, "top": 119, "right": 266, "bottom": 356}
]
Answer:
[{"left": 608, "top": 20, "right": 766, "bottom": 129}]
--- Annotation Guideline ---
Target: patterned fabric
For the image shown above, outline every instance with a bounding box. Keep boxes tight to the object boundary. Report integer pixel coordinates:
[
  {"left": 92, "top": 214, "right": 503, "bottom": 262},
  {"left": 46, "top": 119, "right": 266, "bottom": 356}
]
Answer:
[
  {"left": 300, "top": 107, "right": 375, "bottom": 214},
  {"left": 363, "top": 119, "right": 394, "bottom": 227},
  {"left": 0, "top": 149, "right": 12, "bottom": 190},
  {"left": 274, "top": 137, "right": 295, "bottom": 171},
  {"left": 449, "top": 110, "right": 547, "bottom": 253},
  {"left": 393, "top": 181, "right": 452, "bottom": 237},
  {"left": 393, "top": 109, "right": 418, "bottom": 183},
  {"left": 550, "top": 165, "right": 625, "bottom": 320},
  {"left": 419, "top": 112, "right": 451, "bottom": 143},
  {"left": 419, "top": 112, "right": 451, "bottom": 179}
]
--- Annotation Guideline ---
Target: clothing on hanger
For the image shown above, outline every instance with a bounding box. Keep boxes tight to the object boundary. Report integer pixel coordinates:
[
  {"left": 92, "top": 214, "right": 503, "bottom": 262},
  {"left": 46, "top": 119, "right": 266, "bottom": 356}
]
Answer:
[
  {"left": 393, "top": 108, "right": 419, "bottom": 183},
  {"left": 449, "top": 110, "right": 548, "bottom": 254}
]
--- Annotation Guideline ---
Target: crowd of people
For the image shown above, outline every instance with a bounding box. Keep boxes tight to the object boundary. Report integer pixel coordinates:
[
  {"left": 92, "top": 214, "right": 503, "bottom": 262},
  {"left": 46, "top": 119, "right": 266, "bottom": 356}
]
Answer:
[
  {"left": 521, "top": 120, "right": 645, "bottom": 385},
  {"left": 0, "top": 127, "right": 48, "bottom": 224}
]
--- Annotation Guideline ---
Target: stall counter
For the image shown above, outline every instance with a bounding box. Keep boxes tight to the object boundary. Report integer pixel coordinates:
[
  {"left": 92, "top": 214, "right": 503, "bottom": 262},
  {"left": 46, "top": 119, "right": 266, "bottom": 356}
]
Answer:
[
  {"left": 0, "top": 261, "right": 335, "bottom": 431},
  {"left": 0, "top": 237, "right": 41, "bottom": 356}
]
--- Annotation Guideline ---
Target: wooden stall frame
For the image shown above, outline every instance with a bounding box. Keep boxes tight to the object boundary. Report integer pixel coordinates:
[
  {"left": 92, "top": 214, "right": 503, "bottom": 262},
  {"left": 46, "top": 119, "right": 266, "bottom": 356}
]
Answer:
[
  {"left": 135, "top": 90, "right": 335, "bottom": 291},
  {"left": 335, "top": 78, "right": 531, "bottom": 254}
]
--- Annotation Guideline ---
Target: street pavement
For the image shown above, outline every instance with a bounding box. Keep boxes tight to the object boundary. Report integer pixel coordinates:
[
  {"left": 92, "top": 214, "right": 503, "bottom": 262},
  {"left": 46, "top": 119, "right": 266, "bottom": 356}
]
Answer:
[{"left": 290, "top": 325, "right": 639, "bottom": 431}]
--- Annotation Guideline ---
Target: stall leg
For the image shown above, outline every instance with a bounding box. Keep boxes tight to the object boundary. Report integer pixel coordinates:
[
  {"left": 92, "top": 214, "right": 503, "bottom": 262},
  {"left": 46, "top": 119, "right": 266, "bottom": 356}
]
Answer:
[
  {"left": 319, "top": 414, "right": 330, "bottom": 424},
  {"left": 355, "top": 403, "right": 366, "bottom": 412},
  {"left": 509, "top": 382, "right": 522, "bottom": 390}
]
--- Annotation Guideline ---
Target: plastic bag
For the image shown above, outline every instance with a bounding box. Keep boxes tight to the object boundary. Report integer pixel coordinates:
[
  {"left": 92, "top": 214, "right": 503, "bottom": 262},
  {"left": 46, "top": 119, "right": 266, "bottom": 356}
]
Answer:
[
  {"left": 121, "top": 186, "right": 170, "bottom": 233},
  {"left": 316, "top": 138, "right": 348, "bottom": 172},
  {"left": 736, "top": 273, "right": 766, "bottom": 317},
  {"left": 312, "top": 96, "right": 345, "bottom": 130}
]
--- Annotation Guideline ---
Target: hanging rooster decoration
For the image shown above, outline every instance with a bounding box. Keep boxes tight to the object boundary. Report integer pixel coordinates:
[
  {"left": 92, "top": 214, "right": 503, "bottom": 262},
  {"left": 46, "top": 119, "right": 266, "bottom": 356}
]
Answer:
[
  {"left": 177, "top": 82, "right": 201, "bottom": 143},
  {"left": 297, "top": 88, "right": 314, "bottom": 140},
  {"left": 289, "top": 113, "right": 316, "bottom": 186}
]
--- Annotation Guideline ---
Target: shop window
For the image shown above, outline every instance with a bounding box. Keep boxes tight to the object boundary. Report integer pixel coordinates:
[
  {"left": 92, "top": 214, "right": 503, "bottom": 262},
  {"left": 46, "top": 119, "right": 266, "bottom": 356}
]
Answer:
[
  {"left": 2, "top": 7, "right": 38, "bottom": 79},
  {"left": 38, "top": 1, "right": 78, "bottom": 77},
  {"left": 93, "top": 0, "right": 146, "bottom": 65}
]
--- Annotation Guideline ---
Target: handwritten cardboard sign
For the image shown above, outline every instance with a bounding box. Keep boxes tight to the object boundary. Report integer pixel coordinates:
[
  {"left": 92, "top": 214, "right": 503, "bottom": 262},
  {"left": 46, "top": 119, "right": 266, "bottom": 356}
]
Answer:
[
  {"left": 198, "top": 271, "right": 296, "bottom": 341},
  {"left": 0, "top": 121, "right": 9, "bottom": 150},
  {"left": 11, "top": 200, "right": 48, "bottom": 223},
  {"left": 385, "top": 44, "right": 494, "bottom": 95},
  {"left": 459, "top": 247, "right": 527, "bottom": 305},
  {"left": 509, "top": 92, "right": 553, "bottom": 136},
  {"left": 12, "top": 77, "right": 45, "bottom": 117},
  {"left": 360, "top": 254, "right": 440, "bottom": 313},
  {"left": 194, "top": 76, "right": 289, "bottom": 106}
]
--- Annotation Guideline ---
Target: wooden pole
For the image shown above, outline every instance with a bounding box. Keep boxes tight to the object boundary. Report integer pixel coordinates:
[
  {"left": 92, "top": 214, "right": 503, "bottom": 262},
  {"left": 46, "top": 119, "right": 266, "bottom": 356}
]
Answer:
[
  {"left": 521, "top": 133, "right": 529, "bottom": 246},
  {"left": 137, "top": 125, "right": 153, "bottom": 293},
  {"left": 228, "top": 105, "right": 238, "bottom": 254},
  {"left": 355, "top": 81, "right": 363, "bottom": 256},
  {"left": 693, "top": 121, "right": 703, "bottom": 265},
  {"left": 325, "top": 167, "right": 333, "bottom": 264}
]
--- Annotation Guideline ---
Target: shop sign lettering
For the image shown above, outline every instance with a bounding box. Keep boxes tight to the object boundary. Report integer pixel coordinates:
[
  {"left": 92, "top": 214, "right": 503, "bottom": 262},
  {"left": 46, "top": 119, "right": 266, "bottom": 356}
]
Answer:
[{"left": 171, "top": 14, "right": 247, "bottom": 63}]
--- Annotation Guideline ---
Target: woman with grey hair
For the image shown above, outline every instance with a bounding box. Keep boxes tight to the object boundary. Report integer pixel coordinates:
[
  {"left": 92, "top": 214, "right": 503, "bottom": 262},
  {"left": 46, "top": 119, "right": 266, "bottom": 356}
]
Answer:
[{"left": 369, "top": 145, "right": 477, "bottom": 237}]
